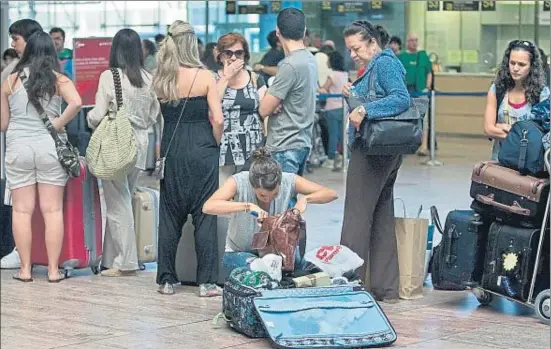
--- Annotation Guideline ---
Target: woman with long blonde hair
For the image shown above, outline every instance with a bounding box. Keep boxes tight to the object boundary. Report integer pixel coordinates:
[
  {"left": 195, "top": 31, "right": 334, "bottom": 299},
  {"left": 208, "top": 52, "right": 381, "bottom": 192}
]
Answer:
[{"left": 152, "top": 20, "right": 224, "bottom": 296}]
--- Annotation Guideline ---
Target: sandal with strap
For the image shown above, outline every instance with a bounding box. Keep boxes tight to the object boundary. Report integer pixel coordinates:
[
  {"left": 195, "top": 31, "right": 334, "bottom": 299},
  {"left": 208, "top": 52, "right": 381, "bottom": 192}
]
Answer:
[{"left": 48, "top": 271, "right": 67, "bottom": 283}]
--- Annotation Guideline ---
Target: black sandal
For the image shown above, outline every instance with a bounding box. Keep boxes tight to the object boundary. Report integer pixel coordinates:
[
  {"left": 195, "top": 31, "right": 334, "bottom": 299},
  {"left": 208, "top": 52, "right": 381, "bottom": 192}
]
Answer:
[
  {"left": 13, "top": 273, "right": 33, "bottom": 283},
  {"left": 48, "top": 271, "right": 66, "bottom": 283}
]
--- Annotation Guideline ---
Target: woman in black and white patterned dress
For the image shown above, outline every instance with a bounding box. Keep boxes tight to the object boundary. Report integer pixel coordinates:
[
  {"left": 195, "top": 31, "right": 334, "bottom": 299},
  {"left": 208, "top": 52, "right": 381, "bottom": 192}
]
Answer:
[{"left": 214, "top": 33, "right": 267, "bottom": 182}]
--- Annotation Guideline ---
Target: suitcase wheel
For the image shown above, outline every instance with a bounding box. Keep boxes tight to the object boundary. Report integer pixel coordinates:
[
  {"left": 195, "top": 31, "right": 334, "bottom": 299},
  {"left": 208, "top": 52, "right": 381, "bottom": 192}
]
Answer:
[
  {"left": 472, "top": 288, "right": 493, "bottom": 306},
  {"left": 139, "top": 263, "right": 146, "bottom": 271},
  {"left": 91, "top": 266, "right": 100, "bottom": 275},
  {"left": 64, "top": 268, "right": 72, "bottom": 278},
  {"left": 535, "top": 289, "right": 550, "bottom": 324}
]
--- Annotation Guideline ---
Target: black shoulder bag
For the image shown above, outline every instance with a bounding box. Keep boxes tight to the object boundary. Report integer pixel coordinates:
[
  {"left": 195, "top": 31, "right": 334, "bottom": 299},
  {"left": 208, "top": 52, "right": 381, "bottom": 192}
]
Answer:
[
  {"left": 19, "top": 70, "right": 81, "bottom": 178},
  {"left": 351, "top": 67, "right": 429, "bottom": 155}
]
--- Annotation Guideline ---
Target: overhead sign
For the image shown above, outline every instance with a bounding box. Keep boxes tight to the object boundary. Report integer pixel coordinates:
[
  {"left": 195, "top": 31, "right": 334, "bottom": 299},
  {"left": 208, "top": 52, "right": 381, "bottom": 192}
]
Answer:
[
  {"left": 480, "top": 1, "right": 496, "bottom": 11},
  {"left": 427, "top": 1, "right": 440, "bottom": 11},
  {"left": 238, "top": 4, "right": 268, "bottom": 15},
  {"left": 73, "top": 37, "right": 112, "bottom": 107},
  {"left": 226, "top": 0, "right": 236, "bottom": 15},
  {"left": 270, "top": 1, "right": 282, "bottom": 12},
  {"left": 443, "top": 1, "right": 480, "bottom": 11}
]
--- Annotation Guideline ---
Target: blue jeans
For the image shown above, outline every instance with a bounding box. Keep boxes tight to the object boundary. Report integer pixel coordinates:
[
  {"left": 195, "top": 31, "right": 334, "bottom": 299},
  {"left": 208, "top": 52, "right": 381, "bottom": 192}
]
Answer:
[
  {"left": 323, "top": 109, "right": 343, "bottom": 159},
  {"left": 272, "top": 147, "right": 310, "bottom": 176},
  {"left": 222, "top": 248, "right": 305, "bottom": 275}
]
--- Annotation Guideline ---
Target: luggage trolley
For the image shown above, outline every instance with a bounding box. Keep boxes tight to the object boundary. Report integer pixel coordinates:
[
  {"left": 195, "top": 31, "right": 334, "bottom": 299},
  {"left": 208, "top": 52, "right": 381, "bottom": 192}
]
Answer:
[{"left": 472, "top": 149, "right": 551, "bottom": 324}]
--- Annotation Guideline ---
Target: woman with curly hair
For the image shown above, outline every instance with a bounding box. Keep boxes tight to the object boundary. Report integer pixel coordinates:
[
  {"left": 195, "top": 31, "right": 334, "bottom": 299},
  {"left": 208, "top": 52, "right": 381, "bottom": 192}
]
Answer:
[{"left": 484, "top": 40, "right": 549, "bottom": 160}]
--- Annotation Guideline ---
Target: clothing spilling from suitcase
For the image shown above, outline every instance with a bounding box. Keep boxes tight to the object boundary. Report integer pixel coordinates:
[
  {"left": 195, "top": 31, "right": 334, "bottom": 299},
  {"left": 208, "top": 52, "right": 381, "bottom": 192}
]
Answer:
[{"left": 2, "top": 16, "right": 551, "bottom": 349}]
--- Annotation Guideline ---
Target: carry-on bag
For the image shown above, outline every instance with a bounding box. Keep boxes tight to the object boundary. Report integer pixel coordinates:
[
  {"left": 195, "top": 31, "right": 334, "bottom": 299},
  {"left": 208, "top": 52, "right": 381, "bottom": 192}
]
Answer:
[
  {"left": 430, "top": 207, "right": 490, "bottom": 288},
  {"left": 31, "top": 159, "right": 102, "bottom": 275},
  {"left": 498, "top": 119, "right": 547, "bottom": 177},
  {"left": 481, "top": 221, "right": 550, "bottom": 302},
  {"left": 470, "top": 161, "right": 549, "bottom": 227},
  {"left": 132, "top": 186, "right": 159, "bottom": 267},
  {"left": 176, "top": 217, "right": 230, "bottom": 286}
]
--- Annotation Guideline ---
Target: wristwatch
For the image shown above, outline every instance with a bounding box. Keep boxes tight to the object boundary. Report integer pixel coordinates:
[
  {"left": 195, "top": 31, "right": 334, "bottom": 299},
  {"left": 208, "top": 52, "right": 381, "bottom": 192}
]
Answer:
[{"left": 357, "top": 105, "right": 367, "bottom": 117}]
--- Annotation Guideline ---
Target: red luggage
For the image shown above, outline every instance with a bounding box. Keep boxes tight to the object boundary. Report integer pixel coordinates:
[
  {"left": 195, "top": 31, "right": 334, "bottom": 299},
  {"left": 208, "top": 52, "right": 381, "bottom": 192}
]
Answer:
[{"left": 31, "top": 159, "right": 102, "bottom": 276}]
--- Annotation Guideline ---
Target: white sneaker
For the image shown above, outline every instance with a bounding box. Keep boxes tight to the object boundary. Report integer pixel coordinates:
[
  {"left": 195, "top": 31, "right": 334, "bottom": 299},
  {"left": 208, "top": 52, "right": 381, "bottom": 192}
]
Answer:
[
  {"left": 321, "top": 159, "right": 334, "bottom": 169},
  {"left": 1, "top": 248, "right": 21, "bottom": 269}
]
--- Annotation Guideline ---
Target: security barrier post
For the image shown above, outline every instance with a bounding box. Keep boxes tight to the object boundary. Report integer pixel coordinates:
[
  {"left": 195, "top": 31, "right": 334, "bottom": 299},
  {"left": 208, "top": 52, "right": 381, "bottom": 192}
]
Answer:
[{"left": 424, "top": 90, "right": 443, "bottom": 167}]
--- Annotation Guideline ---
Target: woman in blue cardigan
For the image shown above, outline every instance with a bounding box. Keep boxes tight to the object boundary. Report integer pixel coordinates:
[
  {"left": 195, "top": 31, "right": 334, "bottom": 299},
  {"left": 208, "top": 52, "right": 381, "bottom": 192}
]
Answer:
[{"left": 340, "top": 21, "right": 410, "bottom": 303}]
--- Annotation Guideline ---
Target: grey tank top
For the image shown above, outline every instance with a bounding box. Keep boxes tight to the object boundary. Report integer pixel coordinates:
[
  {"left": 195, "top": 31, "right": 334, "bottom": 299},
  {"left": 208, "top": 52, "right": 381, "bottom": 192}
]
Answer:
[
  {"left": 6, "top": 68, "right": 65, "bottom": 144},
  {"left": 225, "top": 171, "right": 296, "bottom": 252}
]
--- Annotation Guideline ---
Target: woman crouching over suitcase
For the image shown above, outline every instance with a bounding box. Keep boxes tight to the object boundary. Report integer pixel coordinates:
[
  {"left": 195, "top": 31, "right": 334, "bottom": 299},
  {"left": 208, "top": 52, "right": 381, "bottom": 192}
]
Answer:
[
  {"left": 0, "top": 31, "right": 81, "bottom": 282},
  {"left": 202, "top": 148, "right": 338, "bottom": 274},
  {"left": 483, "top": 40, "right": 549, "bottom": 160},
  {"left": 339, "top": 21, "right": 410, "bottom": 303}
]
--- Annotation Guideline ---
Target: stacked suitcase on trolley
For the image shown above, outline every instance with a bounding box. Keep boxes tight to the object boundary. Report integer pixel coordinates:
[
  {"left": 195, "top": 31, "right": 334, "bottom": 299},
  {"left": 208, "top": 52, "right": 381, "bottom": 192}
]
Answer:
[{"left": 430, "top": 146, "right": 550, "bottom": 324}]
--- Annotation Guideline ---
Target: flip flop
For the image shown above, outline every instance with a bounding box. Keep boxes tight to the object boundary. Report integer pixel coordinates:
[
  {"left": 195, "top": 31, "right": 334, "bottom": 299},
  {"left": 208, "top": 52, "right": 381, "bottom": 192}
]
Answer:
[
  {"left": 13, "top": 274, "right": 33, "bottom": 283},
  {"left": 48, "top": 271, "right": 67, "bottom": 283}
]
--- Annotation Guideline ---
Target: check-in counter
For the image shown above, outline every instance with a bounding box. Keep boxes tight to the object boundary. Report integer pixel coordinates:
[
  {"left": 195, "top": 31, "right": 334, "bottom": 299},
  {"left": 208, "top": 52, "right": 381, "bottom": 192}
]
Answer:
[{"left": 434, "top": 72, "right": 494, "bottom": 137}]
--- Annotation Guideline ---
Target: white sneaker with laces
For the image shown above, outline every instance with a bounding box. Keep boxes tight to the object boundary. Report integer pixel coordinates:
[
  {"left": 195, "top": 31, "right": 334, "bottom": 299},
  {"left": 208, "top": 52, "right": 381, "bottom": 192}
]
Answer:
[{"left": 1, "top": 248, "right": 21, "bottom": 269}]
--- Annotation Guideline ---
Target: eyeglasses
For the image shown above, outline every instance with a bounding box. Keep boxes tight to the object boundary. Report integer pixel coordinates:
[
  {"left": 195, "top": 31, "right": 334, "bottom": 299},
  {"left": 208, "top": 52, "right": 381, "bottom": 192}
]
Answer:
[{"left": 220, "top": 49, "right": 245, "bottom": 59}]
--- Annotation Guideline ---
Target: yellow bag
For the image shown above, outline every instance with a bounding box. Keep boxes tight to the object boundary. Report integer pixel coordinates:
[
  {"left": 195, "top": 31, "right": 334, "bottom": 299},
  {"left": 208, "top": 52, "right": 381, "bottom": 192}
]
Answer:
[
  {"left": 395, "top": 199, "right": 428, "bottom": 300},
  {"left": 86, "top": 68, "right": 137, "bottom": 180}
]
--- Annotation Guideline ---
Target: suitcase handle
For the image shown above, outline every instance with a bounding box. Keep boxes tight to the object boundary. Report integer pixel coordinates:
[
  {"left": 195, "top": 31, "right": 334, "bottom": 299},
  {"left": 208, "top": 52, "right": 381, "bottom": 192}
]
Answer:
[
  {"left": 430, "top": 206, "right": 444, "bottom": 235},
  {"left": 475, "top": 194, "right": 531, "bottom": 216}
]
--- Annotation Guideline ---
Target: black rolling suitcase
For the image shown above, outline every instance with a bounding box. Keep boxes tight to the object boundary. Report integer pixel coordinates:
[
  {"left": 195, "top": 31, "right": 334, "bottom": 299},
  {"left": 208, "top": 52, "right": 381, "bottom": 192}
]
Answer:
[
  {"left": 1, "top": 179, "right": 14, "bottom": 259},
  {"left": 430, "top": 207, "right": 490, "bottom": 289},
  {"left": 481, "top": 221, "right": 550, "bottom": 302}
]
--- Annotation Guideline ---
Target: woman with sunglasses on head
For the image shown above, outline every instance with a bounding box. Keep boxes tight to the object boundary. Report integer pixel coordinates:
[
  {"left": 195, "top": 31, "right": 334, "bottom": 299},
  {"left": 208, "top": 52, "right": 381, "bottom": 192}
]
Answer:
[
  {"left": 153, "top": 20, "right": 224, "bottom": 297},
  {"left": 215, "top": 33, "right": 267, "bottom": 182},
  {"left": 484, "top": 40, "right": 549, "bottom": 160},
  {"left": 340, "top": 21, "right": 410, "bottom": 303}
]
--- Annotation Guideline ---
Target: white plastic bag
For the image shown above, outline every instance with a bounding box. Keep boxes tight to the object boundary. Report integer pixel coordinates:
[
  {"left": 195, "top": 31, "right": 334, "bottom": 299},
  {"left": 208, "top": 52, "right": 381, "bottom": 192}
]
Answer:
[
  {"left": 304, "top": 245, "right": 364, "bottom": 278},
  {"left": 250, "top": 254, "right": 283, "bottom": 281}
]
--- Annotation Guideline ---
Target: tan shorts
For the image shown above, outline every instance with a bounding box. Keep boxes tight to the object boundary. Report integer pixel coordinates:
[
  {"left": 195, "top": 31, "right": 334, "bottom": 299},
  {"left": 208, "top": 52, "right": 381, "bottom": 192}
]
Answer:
[{"left": 5, "top": 143, "right": 68, "bottom": 190}]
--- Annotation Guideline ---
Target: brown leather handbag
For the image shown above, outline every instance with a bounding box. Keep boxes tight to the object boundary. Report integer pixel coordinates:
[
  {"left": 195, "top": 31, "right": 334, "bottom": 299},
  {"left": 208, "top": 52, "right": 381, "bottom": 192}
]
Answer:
[{"left": 250, "top": 208, "right": 305, "bottom": 272}]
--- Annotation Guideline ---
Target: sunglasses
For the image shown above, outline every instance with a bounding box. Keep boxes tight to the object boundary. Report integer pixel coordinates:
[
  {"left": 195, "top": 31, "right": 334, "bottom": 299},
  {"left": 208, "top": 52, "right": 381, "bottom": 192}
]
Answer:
[
  {"left": 510, "top": 40, "right": 535, "bottom": 49},
  {"left": 220, "top": 49, "right": 245, "bottom": 59}
]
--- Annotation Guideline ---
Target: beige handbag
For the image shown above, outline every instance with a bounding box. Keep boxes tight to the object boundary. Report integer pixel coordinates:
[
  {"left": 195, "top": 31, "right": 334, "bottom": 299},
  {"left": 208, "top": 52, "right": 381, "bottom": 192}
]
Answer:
[
  {"left": 394, "top": 199, "right": 429, "bottom": 300},
  {"left": 86, "top": 68, "right": 137, "bottom": 180}
]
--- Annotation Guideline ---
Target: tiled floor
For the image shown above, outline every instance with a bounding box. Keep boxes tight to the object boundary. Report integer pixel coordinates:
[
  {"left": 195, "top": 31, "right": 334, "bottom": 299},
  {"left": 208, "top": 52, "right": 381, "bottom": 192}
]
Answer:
[{"left": 1, "top": 136, "right": 549, "bottom": 349}]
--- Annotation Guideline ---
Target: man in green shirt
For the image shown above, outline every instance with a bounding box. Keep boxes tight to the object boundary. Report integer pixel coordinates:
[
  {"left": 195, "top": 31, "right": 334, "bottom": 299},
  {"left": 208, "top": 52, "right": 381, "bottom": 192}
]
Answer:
[
  {"left": 398, "top": 33, "right": 434, "bottom": 155},
  {"left": 398, "top": 33, "right": 432, "bottom": 93}
]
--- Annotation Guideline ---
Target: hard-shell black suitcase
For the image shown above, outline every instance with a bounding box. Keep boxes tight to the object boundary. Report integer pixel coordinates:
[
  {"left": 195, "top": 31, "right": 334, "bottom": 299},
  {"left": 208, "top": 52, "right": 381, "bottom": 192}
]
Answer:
[
  {"left": 481, "top": 221, "right": 550, "bottom": 302},
  {"left": 430, "top": 207, "right": 490, "bottom": 289}
]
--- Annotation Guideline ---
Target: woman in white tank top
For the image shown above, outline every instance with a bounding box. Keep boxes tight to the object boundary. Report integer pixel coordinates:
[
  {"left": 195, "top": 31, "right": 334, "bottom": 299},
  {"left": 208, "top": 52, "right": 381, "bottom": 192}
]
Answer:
[{"left": 0, "top": 31, "right": 81, "bottom": 283}]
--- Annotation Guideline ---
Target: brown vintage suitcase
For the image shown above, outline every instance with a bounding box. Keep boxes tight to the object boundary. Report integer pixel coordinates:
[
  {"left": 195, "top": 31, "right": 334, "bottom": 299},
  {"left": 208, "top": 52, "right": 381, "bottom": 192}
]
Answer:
[{"left": 470, "top": 161, "right": 549, "bottom": 227}]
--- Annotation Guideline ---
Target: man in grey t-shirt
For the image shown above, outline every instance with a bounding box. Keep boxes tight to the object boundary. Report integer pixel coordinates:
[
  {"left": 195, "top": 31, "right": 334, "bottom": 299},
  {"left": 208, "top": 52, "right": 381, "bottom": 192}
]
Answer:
[{"left": 259, "top": 8, "right": 317, "bottom": 176}]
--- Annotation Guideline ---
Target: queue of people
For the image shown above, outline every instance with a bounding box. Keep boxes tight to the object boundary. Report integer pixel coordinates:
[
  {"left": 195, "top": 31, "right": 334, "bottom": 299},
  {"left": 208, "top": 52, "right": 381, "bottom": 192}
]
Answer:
[{"left": 1, "top": 8, "right": 549, "bottom": 306}]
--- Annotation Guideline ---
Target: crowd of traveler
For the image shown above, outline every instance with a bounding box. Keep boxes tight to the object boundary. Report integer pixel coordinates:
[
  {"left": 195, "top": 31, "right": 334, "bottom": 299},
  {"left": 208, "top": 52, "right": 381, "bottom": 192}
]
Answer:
[{"left": 0, "top": 7, "right": 549, "bottom": 303}]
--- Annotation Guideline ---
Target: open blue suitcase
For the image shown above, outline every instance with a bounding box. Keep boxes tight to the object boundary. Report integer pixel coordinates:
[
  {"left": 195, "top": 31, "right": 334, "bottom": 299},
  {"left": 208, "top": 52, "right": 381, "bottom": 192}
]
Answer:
[
  {"left": 252, "top": 286, "right": 397, "bottom": 348},
  {"left": 222, "top": 269, "right": 397, "bottom": 349}
]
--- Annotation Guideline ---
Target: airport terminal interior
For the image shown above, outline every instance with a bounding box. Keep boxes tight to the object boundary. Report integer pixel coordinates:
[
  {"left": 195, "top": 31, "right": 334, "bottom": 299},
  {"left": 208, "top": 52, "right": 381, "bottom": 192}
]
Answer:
[{"left": 1, "top": 1, "right": 550, "bottom": 348}]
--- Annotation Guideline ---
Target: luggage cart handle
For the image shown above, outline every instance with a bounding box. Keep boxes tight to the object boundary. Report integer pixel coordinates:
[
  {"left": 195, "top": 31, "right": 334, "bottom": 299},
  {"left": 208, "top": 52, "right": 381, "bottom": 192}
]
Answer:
[{"left": 545, "top": 149, "right": 550, "bottom": 174}]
